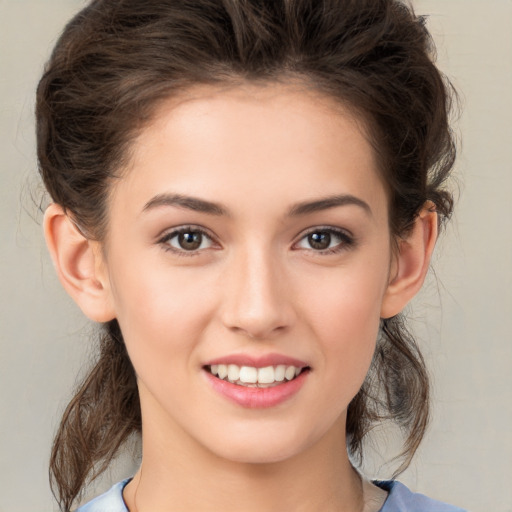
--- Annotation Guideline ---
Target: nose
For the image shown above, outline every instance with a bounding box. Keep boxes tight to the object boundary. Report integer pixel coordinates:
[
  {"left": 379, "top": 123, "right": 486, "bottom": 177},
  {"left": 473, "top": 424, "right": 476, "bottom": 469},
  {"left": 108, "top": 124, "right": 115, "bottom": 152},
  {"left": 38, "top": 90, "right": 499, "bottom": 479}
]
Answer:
[{"left": 219, "top": 248, "right": 295, "bottom": 340}]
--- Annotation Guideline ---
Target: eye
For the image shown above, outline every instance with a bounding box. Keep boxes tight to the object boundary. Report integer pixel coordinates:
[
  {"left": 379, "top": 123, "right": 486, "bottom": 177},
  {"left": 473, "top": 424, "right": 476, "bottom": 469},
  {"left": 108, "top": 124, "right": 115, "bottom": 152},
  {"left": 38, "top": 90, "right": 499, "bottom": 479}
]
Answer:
[
  {"left": 295, "top": 228, "right": 354, "bottom": 253},
  {"left": 159, "top": 227, "right": 214, "bottom": 254}
]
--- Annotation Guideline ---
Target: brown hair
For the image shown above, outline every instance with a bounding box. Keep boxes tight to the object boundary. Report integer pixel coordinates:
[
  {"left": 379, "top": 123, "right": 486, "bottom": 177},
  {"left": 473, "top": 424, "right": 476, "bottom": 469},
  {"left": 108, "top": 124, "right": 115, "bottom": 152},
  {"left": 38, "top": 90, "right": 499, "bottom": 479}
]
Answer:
[{"left": 37, "top": 0, "right": 456, "bottom": 510}]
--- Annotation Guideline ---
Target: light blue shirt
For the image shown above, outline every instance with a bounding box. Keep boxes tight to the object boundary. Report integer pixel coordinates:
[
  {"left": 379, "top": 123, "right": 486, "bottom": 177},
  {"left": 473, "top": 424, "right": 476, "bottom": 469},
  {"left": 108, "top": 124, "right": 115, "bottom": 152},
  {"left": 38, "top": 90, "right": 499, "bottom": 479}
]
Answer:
[{"left": 77, "top": 479, "right": 468, "bottom": 511}]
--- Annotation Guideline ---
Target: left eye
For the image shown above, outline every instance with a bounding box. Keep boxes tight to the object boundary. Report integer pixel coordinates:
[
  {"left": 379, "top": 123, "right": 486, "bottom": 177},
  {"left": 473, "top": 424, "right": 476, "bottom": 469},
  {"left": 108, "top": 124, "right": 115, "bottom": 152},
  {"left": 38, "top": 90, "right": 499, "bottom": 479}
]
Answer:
[
  {"left": 162, "top": 228, "right": 213, "bottom": 252},
  {"left": 296, "top": 229, "right": 350, "bottom": 252}
]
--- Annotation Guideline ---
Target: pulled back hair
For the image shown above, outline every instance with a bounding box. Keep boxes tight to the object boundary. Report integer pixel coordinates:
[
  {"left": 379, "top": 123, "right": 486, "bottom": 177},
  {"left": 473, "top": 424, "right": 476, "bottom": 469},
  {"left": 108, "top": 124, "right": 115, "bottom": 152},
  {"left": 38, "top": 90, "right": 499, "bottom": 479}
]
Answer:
[{"left": 37, "top": 0, "right": 456, "bottom": 510}]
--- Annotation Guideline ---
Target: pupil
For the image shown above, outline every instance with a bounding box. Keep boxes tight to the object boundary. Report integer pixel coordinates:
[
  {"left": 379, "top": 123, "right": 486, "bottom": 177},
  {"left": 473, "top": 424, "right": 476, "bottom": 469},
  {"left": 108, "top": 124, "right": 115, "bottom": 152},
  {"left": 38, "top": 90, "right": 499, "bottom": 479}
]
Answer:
[
  {"left": 179, "top": 231, "right": 202, "bottom": 250},
  {"left": 308, "top": 232, "right": 331, "bottom": 250}
]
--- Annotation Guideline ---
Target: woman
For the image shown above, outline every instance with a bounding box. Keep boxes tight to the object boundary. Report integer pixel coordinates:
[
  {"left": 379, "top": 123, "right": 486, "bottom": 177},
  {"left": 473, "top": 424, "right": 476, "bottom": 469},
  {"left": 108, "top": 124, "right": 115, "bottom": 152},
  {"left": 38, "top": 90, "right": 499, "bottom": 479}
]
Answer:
[{"left": 38, "top": 0, "right": 465, "bottom": 510}]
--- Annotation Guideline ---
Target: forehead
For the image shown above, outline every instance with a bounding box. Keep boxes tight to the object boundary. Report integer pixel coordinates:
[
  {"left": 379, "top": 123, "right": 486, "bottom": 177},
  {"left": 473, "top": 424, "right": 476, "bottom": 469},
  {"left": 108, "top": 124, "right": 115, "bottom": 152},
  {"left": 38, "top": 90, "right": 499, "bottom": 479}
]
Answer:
[
  {"left": 133, "top": 82, "right": 372, "bottom": 161},
  {"left": 113, "top": 82, "right": 387, "bottom": 221}
]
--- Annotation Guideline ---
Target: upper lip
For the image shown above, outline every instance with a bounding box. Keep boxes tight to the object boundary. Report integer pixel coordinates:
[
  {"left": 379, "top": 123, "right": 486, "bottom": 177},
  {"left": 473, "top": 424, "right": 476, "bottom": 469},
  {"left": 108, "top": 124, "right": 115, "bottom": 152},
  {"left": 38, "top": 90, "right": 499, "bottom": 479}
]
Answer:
[{"left": 203, "top": 353, "right": 309, "bottom": 369}]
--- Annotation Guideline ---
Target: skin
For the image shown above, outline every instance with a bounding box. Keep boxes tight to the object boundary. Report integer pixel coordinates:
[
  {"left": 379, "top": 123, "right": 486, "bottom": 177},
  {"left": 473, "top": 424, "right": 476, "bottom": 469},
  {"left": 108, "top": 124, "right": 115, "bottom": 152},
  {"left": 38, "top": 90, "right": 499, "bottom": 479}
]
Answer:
[{"left": 44, "top": 83, "right": 437, "bottom": 511}]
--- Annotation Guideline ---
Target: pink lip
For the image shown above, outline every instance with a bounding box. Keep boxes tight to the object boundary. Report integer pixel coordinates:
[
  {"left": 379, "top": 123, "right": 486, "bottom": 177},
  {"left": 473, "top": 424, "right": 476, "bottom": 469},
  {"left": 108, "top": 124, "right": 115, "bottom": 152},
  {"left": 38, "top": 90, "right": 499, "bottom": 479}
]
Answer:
[
  {"left": 203, "top": 353, "right": 308, "bottom": 369},
  {"left": 203, "top": 368, "right": 310, "bottom": 409}
]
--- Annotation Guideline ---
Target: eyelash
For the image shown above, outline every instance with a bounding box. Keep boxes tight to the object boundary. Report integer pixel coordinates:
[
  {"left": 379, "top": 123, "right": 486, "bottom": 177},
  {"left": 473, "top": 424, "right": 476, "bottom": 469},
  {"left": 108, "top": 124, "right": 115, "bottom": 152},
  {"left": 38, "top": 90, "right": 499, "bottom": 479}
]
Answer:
[
  {"left": 157, "top": 226, "right": 355, "bottom": 257},
  {"left": 157, "top": 226, "right": 217, "bottom": 257},
  {"left": 293, "top": 226, "right": 356, "bottom": 255}
]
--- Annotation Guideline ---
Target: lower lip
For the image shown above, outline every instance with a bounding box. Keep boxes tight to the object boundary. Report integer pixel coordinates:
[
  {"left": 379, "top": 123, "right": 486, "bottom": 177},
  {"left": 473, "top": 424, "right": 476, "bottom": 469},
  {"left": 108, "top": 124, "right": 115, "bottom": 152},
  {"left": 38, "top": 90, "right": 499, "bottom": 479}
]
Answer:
[{"left": 204, "top": 369, "right": 309, "bottom": 409}]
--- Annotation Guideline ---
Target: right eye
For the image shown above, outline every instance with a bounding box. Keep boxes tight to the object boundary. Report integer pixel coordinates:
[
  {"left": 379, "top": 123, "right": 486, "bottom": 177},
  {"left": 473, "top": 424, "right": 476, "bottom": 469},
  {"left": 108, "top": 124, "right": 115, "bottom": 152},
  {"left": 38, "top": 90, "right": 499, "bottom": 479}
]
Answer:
[{"left": 159, "top": 227, "right": 214, "bottom": 255}]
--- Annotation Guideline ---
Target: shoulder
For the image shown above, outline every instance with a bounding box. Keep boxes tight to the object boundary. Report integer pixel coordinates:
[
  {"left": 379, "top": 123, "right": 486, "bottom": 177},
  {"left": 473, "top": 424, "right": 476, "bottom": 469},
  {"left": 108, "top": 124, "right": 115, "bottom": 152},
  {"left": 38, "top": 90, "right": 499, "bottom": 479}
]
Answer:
[
  {"left": 75, "top": 479, "right": 131, "bottom": 512},
  {"left": 377, "top": 481, "right": 468, "bottom": 512}
]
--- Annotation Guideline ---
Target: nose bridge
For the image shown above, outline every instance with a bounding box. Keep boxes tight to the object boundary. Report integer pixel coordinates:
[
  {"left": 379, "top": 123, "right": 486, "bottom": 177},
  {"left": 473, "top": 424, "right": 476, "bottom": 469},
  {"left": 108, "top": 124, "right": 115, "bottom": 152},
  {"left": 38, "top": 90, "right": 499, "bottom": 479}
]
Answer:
[{"left": 220, "top": 242, "right": 292, "bottom": 339}]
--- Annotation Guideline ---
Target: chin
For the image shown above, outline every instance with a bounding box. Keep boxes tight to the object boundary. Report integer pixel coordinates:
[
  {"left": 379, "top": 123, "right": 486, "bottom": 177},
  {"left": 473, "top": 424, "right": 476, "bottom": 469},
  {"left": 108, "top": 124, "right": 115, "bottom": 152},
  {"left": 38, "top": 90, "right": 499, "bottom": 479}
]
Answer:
[{"left": 204, "top": 426, "right": 317, "bottom": 465}]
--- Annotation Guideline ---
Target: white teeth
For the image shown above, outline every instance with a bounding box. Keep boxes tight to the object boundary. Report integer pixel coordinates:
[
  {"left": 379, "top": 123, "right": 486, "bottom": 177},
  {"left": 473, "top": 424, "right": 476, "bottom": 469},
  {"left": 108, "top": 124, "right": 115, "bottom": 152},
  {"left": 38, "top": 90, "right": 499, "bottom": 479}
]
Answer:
[
  {"left": 257, "top": 366, "right": 275, "bottom": 384},
  {"left": 239, "top": 366, "right": 258, "bottom": 383},
  {"left": 285, "top": 366, "right": 296, "bottom": 381},
  {"left": 227, "top": 364, "right": 240, "bottom": 381},
  {"left": 274, "top": 365, "right": 286, "bottom": 382},
  {"left": 208, "top": 363, "right": 305, "bottom": 386},
  {"left": 217, "top": 364, "right": 228, "bottom": 379}
]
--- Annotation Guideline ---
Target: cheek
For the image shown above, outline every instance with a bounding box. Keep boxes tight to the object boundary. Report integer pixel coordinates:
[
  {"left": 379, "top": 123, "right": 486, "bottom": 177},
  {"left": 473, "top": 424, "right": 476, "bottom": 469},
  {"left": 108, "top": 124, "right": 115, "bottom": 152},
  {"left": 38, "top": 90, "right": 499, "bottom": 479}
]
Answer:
[
  {"left": 320, "top": 292, "right": 380, "bottom": 378},
  {"left": 301, "top": 257, "right": 387, "bottom": 334},
  {"left": 299, "top": 263, "right": 388, "bottom": 392},
  {"left": 108, "top": 262, "right": 218, "bottom": 373}
]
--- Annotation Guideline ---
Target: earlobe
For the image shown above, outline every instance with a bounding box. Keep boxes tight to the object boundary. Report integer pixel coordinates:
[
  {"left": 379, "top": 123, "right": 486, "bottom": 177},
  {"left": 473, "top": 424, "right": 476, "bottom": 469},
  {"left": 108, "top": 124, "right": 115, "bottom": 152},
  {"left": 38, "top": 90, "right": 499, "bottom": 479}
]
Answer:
[
  {"left": 380, "top": 204, "right": 438, "bottom": 319},
  {"left": 43, "top": 204, "right": 116, "bottom": 323}
]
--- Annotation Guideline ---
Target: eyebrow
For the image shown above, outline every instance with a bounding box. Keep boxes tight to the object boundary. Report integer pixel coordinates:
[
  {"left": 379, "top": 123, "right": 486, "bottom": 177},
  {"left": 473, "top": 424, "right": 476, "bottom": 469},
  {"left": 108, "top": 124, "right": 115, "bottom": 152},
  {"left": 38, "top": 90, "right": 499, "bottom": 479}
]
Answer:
[
  {"left": 142, "top": 192, "right": 371, "bottom": 218},
  {"left": 287, "top": 194, "right": 372, "bottom": 217},
  {"left": 143, "top": 193, "right": 228, "bottom": 216}
]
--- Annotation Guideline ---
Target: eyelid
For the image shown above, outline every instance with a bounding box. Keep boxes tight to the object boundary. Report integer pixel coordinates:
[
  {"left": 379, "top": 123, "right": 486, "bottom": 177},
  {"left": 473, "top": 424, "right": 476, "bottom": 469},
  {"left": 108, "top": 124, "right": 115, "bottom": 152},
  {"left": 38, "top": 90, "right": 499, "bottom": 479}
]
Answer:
[
  {"left": 157, "top": 224, "right": 220, "bottom": 255},
  {"left": 292, "top": 225, "right": 356, "bottom": 253}
]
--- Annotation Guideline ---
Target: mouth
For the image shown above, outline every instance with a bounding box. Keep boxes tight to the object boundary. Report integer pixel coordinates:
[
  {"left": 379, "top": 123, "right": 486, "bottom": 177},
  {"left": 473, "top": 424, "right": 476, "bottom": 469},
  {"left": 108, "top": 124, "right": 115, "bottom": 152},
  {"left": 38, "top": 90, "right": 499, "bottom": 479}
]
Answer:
[{"left": 204, "top": 364, "right": 310, "bottom": 388}]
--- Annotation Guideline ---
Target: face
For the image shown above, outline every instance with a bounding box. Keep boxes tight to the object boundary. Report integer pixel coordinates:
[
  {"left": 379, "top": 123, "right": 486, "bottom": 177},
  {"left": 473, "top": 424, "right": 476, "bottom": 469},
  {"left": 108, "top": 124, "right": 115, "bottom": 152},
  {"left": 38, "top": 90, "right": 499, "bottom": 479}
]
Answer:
[{"left": 99, "top": 83, "right": 394, "bottom": 464}]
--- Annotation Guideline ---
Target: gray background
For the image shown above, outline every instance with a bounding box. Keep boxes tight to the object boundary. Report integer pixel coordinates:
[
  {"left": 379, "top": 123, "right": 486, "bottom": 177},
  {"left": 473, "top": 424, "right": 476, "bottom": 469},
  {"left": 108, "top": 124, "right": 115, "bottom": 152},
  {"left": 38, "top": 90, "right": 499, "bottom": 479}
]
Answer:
[{"left": 1, "top": 1, "right": 511, "bottom": 510}]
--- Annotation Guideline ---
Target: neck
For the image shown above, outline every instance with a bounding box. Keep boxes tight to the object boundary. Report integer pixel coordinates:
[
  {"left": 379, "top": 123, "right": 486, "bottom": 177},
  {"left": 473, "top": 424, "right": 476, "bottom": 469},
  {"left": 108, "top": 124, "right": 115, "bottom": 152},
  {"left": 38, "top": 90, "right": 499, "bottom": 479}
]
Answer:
[{"left": 124, "top": 421, "right": 363, "bottom": 512}]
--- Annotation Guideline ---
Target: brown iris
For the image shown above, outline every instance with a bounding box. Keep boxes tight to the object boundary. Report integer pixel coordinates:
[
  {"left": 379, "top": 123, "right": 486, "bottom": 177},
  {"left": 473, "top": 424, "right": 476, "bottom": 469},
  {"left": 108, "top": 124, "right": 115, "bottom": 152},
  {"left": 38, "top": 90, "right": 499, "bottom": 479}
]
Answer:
[
  {"left": 308, "top": 232, "right": 332, "bottom": 250},
  {"left": 178, "top": 231, "right": 203, "bottom": 250}
]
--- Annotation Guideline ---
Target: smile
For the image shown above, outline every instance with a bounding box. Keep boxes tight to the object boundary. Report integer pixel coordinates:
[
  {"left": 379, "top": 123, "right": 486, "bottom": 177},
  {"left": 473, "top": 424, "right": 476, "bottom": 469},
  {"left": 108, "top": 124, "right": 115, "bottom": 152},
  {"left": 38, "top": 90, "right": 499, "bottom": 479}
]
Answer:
[{"left": 206, "top": 364, "right": 305, "bottom": 388}]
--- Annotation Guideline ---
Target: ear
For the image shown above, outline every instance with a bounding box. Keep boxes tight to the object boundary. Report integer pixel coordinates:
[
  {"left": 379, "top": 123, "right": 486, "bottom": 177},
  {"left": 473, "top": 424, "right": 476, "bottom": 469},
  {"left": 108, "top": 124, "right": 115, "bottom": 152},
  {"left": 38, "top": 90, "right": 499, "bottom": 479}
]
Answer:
[
  {"left": 43, "top": 204, "right": 116, "bottom": 323},
  {"left": 380, "top": 204, "right": 438, "bottom": 319}
]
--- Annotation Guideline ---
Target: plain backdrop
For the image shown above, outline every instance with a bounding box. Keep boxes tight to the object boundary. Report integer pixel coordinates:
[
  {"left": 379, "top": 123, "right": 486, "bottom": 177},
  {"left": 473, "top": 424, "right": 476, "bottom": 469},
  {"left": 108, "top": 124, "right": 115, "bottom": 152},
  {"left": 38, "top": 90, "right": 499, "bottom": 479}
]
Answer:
[{"left": 1, "top": 1, "right": 511, "bottom": 511}]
